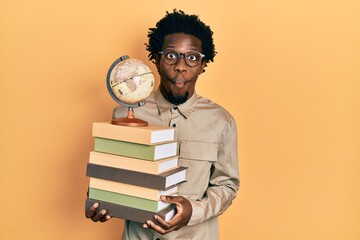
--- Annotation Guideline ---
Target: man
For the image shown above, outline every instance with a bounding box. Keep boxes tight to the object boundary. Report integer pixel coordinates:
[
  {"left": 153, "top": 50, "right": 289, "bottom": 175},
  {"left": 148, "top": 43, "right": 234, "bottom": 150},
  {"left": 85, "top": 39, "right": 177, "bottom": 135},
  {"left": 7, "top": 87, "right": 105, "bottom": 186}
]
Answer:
[{"left": 86, "top": 9, "right": 239, "bottom": 239}]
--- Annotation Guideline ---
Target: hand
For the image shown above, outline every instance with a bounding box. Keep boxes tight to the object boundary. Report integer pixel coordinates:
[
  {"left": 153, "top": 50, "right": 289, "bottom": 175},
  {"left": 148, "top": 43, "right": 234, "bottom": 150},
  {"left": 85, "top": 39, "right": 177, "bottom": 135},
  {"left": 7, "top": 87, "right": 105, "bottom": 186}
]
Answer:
[
  {"left": 143, "top": 195, "right": 192, "bottom": 234},
  {"left": 85, "top": 202, "right": 111, "bottom": 223}
]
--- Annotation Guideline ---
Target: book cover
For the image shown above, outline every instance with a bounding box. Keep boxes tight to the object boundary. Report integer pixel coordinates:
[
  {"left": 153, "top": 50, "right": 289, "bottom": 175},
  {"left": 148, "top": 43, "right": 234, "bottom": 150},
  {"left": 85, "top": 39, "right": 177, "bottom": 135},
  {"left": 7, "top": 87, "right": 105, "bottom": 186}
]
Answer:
[
  {"left": 92, "top": 122, "right": 175, "bottom": 145},
  {"left": 86, "top": 163, "right": 187, "bottom": 190},
  {"left": 94, "top": 137, "right": 177, "bottom": 161},
  {"left": 85, "top": 198, "right": 176, "bottom": 224},
  {"left": 89, "top": 151, "right": 179, "bottom": 174},
  {"left": 89, "top": 177, "right": 178, "bottom": 200},
  {"left": 88, "top": 188, "right": 172, "bottom": 212}
]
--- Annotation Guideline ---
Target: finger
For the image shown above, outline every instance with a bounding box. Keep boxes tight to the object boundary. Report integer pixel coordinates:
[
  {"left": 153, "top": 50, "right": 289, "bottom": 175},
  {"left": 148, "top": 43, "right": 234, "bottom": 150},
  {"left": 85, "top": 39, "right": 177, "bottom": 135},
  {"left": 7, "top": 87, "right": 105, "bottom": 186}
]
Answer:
[
  {"left": 99, "top": 214, "right": 111, "bottom": 223},
  {"left": 92, "top": 209, "right": 107, "bottom": 222},
  {"left": 85, "top": 202, "right": 99, "bottom": 218},
  {"left": 160, "top": 195, "right": 177, "bottom": 203},
  {"left": 145, "top": 220, "right": 171, "bottom": 235},
  {"left": 154, "top": 215, "right": 172, "bottom": 228}
]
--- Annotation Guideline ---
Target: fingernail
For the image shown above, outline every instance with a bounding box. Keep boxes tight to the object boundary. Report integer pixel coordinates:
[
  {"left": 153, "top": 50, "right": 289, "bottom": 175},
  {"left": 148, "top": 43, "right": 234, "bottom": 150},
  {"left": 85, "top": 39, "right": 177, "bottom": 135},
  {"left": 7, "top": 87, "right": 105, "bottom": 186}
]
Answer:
[
  {"left": 143, "top": 224, "right": 148, "bottom": 228},
  {"left": 100, "top": 210, "right": 107, "bottom": 215},
  {"left": 106, "top": 215, "right": 111, "bottom": 220},
  {"left": 93, "top": 203, "right": 99, "bottom": 208},
  {"left": 154, "top": 215, "right": 158, "bottom": 220}
]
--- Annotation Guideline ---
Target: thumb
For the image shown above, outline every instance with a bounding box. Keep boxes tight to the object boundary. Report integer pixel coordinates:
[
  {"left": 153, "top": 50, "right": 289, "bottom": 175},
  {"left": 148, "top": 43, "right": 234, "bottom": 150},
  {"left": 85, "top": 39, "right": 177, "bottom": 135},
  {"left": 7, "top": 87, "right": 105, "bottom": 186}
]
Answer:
[{"left": 160, "top": 195, "right": 177, "bottom": 203}]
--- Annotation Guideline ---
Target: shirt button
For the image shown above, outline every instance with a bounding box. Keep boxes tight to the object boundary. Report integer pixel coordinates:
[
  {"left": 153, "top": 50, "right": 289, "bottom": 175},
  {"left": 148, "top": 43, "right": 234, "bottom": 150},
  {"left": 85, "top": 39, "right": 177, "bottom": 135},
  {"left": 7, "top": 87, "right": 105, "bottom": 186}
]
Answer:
[{"left": 172, "top": 123, "right": 176, "bottom": 127}]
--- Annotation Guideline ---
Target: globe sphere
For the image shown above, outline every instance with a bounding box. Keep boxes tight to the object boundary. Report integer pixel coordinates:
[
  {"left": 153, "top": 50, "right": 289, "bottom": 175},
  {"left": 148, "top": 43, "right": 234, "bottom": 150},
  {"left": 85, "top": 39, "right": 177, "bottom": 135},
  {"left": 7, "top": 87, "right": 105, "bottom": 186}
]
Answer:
[{"left": 106, "top": 56, "right": 155, "bottom": 107}]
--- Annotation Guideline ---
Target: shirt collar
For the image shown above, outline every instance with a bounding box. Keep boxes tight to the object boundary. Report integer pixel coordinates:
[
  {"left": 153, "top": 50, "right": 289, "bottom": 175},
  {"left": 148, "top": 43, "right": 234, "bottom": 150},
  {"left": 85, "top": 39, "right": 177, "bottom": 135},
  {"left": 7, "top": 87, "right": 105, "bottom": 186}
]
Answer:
[{"left": 154, "top": 89, "right": 199, "bottom": 118}]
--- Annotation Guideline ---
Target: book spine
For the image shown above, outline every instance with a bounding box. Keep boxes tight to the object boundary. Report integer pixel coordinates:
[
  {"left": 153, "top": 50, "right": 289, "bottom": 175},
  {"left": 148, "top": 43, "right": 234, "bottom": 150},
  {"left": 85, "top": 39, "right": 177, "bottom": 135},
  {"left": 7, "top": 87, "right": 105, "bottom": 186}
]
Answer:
[
  {"left": 86, "top": 163, "right": 187, "bottom": 190},
  {"left": 86, "top": 163, "right": 165, "bottom": 189},
  {"left": 89, "top": 178, "right": 178, "bottom": 200},
  {"left": 94, "top": 137, "right": 177, "bottom": 161},
  {"left": 89, "top": 151, "right": 179, "bottom": 174},
  {"left": 93, "top": 123, "right": 150, "bottom": 144},
  {"left": 94, "top": 137, "right": 155, "bottom": 160},
  {"left": 92, "top": 122, "right": 175, "bottom": 144},
  {"left": 89, "top": 151, "right": 158, "bottom": 173},
  {"left": 88, "top": 188, "right": 170, "bottom": 212},
  {"left": 85, "top": 198, "right": 176, "bottom": 224}
]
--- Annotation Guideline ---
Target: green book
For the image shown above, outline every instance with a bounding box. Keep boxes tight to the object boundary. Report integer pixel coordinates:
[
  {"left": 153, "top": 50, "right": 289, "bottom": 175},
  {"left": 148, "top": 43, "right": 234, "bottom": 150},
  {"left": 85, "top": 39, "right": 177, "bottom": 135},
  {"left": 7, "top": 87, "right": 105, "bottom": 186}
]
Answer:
[
  {"left": 94, "top": 137, "right": 177, "bottom": 161},
  {"left": 88, "top": 188, "right": 171, "bottom": 212}
]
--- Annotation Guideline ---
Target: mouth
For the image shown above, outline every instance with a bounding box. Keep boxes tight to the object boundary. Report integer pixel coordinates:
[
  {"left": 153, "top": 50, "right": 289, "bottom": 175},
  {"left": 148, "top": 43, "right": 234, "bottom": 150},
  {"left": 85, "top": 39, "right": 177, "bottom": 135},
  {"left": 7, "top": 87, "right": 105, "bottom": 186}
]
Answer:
[{"left": 172, "top": 78, "right": 188, "bottom": 88}]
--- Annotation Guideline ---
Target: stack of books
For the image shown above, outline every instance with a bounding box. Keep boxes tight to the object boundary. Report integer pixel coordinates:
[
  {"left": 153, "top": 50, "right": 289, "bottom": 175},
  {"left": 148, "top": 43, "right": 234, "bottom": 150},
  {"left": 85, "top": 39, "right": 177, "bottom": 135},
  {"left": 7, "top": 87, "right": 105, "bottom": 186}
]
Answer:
[{"left": 85, "top": 122, "right": 186, "bottom": 224}]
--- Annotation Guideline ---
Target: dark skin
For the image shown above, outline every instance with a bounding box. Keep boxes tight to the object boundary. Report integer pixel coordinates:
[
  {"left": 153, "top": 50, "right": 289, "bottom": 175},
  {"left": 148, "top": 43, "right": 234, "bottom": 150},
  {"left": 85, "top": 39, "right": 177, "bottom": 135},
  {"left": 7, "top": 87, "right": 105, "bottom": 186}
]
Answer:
[
  {"left": 156, "top": 33, "right": 205, "bottom": 105},
  {"left": 85, "top": 202, "right": 111, "bottom": 222},
  {"left": 85, "top": 33, "right": 205, "bottom": 234}
]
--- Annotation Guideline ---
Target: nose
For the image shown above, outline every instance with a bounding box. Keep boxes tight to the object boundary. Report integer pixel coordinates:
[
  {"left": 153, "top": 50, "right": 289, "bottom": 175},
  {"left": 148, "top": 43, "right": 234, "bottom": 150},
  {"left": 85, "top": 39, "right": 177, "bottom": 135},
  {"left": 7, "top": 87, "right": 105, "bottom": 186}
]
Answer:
[{"left": 174, "top": 54, "right": 187, "bottom": 72}]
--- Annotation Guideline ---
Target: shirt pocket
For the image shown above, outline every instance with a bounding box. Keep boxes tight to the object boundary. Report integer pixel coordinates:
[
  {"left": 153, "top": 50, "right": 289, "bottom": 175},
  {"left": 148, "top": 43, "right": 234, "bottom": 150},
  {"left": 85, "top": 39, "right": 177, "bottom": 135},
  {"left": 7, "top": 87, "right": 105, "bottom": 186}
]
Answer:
[
  {"left": 178, "top": 141, "right": 218, "bottom": 198},
  {"left": 179, "top": 141, "right": 218, "bottom": 161}
]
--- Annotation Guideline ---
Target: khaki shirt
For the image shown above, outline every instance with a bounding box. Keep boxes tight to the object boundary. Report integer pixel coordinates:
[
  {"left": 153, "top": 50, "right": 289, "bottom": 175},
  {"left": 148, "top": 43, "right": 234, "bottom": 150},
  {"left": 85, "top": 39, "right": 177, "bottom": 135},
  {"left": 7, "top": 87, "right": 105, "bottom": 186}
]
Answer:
[{"left": 113, "top": 90, "right": 240, "bottom": 240}]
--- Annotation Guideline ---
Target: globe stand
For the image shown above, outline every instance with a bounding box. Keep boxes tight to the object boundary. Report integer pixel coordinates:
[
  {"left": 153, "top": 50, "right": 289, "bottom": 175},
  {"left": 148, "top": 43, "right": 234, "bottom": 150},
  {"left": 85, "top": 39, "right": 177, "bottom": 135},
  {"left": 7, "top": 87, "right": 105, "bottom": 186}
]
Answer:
[{"left": 111, "top": 107, "right": 148, "bottom": 127}]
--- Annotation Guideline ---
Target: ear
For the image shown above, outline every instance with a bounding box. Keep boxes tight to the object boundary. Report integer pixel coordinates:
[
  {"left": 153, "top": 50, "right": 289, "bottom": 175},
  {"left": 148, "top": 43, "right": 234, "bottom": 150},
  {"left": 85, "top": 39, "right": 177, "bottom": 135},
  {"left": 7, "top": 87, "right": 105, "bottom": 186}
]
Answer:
[{"left": 199, "top": 61, "right": 207, "bottom": 74}]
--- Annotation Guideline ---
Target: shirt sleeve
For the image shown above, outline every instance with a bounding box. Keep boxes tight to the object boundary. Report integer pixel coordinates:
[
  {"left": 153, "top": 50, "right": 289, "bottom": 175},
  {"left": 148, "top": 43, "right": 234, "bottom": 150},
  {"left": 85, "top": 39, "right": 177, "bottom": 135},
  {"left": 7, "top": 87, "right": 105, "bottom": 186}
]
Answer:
[{"left": 187, "top": 116, "right": 240, "bottom": 225}]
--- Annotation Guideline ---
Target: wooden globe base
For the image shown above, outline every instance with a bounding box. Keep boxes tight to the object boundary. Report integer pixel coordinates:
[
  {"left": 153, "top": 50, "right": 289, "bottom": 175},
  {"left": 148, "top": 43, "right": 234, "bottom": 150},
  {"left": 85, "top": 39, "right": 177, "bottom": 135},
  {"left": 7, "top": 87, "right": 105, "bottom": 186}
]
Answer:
[
  {"left": 111, "top": 117, "right": 148, "bottom": 127},
  {"left": 111, "top": 108, "right": 148, "bottom": 127}
]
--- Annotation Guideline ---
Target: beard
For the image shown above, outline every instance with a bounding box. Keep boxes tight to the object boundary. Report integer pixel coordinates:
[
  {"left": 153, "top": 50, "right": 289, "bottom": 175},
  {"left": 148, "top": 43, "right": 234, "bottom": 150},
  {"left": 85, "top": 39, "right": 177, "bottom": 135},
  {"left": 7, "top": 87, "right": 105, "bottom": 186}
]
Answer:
[{"left": 166, "top": 91, "right": 189, "bottom": 105}]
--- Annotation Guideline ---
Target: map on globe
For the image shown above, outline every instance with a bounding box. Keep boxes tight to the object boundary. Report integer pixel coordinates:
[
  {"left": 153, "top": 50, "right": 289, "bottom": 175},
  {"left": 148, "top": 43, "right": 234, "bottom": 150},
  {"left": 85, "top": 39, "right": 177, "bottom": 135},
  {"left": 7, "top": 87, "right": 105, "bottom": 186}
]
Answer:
[{"left": 108, "top": 58, "right": 154, "bottom": 105}]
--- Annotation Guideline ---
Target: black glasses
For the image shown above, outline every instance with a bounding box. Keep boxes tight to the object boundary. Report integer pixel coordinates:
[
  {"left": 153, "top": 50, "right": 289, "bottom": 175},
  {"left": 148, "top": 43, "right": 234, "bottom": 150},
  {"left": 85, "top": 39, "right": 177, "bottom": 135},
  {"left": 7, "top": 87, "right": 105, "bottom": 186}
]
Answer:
[{"left": 159, "top": 50, "right": 205, "bottom": 67}]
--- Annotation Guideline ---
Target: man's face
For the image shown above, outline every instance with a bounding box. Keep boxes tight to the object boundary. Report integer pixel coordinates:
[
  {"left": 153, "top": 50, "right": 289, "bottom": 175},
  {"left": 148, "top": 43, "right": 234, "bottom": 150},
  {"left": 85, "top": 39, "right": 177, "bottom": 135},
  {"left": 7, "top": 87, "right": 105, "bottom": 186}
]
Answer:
[{"left": 155, "top": 33, "right": 205, "bottom": 105}]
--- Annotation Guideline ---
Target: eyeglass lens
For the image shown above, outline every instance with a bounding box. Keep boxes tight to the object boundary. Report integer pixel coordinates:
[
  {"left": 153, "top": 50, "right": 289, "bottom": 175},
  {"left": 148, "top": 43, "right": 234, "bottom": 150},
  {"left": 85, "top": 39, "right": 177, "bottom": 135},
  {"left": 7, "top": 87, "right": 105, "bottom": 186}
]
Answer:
[{"left": 161, "top": 50, "right": 204, "bottom": 67}]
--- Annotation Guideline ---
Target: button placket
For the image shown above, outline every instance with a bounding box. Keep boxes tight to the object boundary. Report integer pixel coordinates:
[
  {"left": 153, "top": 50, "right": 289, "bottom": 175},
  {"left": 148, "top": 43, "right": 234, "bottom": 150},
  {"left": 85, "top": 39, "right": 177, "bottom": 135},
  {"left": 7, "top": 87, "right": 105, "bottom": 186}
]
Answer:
[{"left": 170, "top": 107, "right": 180, "bottom": 128}]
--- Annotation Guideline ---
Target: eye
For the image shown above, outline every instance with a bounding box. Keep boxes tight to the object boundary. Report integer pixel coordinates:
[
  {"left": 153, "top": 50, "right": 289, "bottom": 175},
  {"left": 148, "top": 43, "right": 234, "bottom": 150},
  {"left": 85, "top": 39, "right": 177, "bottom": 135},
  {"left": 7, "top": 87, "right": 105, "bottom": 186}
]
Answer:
[
  {"left": 166, "top": 52, "right": 177, "bottom": 59},
  {"left": 187, "top": 53, "right": 198, "bottom": 61}
]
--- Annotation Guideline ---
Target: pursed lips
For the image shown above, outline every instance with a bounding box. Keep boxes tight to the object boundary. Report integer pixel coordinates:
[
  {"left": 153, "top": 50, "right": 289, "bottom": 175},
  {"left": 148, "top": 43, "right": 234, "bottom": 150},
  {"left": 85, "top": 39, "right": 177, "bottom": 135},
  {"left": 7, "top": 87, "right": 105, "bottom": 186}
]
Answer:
[{"left": 172, "top": 78, "right": 189, "bottom": 88}]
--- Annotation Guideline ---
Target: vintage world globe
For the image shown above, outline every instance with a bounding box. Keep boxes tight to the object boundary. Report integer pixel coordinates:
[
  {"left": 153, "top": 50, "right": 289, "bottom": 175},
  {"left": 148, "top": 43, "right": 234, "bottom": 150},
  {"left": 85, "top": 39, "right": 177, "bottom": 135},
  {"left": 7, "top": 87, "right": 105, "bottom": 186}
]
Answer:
[
  {"left": 106, "top": 55, "right": 155, "bottom": 108},
  {"left": 106, "top": 55, "right": 154, "bottom": 126}
]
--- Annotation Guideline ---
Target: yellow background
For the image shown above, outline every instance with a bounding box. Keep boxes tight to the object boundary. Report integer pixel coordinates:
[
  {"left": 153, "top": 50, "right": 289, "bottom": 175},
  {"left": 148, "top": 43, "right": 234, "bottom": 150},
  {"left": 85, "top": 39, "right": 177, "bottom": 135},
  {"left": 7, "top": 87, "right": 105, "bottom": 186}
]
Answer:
[{"left": 1, "top": 0, "right": 359, "bottom": 239}]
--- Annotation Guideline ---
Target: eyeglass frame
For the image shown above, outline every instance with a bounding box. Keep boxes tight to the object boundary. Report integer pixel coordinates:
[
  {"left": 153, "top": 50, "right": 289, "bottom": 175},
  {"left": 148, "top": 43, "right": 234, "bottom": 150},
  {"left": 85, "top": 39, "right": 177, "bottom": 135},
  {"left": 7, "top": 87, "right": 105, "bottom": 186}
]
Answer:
[{"left": 158, "top": 50, "right": 206, "bottom": 67}]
